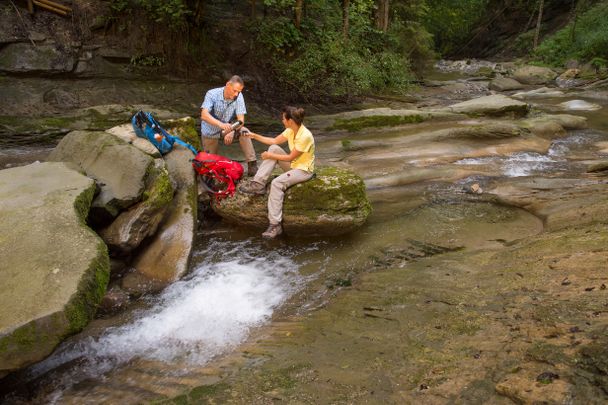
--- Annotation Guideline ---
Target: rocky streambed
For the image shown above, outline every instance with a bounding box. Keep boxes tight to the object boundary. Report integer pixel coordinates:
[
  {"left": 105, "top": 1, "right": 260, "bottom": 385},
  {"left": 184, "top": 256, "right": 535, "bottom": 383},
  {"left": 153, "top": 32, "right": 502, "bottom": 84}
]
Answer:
[{"left": 2, "top": 62, "right": 608, "bottom": 404}]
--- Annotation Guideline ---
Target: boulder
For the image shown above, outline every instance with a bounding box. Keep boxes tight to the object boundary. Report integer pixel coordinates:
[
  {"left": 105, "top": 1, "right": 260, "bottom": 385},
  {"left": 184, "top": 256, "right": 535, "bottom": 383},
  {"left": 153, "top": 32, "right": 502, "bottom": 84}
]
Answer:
[
  {"left": 511, "top": 65, "right": 558, "bottom": 85},
  {"left": 212, "top": 166, "right": 371, "bottom": 236},
  {"left": 0, "top": 43, "right": 76, "bottom": 74},
  {"left": 0, "top": 162, "right": 109, "bottom": 377},
  {"left": 586, "top": 160, "right": 608, "bottom": 173},
  {"left": 534, "top": 114, "right": 587, "bottom": 130},
  {"left": 128, "top": 149, "right": 197, "bottom": 289},
  {"left": 106, "top": 123, "right": 161, "bottom": 157},
  {"left": 556, "top": 68, "right": 587, "bottom": 88},
  {"left": 489, "top": 76, "right": 524, "bottom": 91},
  {"left": 48, "top": 130, "right": 154, "bottom": 224},
  {"left": 446, "top": 95, "right": 530, "bottom": 117},
  {"left": 99, "top": 159, "right": 174, "bottom": 254},
  {"left": 512, "top": 87, "right": 565, "bottom": 99}
]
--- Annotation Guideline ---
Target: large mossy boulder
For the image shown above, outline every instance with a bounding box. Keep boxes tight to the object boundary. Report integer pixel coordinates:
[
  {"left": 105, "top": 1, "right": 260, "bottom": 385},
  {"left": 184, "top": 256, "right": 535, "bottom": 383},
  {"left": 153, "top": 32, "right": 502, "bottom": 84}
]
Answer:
[
  {"left": 0, "top": 162, "right": 109, "bottom": 377},
  {"left": 212, "top": 166, "right": 372, "bottom": 236},
  {"left": 48, "top": 130, "right": 154, "bottom": 224}
]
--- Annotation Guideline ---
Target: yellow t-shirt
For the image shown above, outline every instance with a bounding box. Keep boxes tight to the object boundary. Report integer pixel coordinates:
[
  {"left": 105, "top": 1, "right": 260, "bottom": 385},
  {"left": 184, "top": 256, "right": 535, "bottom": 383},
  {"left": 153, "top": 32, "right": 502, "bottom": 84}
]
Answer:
[{"left": 283, "top": 124, "right": 315, "bottom": 172}]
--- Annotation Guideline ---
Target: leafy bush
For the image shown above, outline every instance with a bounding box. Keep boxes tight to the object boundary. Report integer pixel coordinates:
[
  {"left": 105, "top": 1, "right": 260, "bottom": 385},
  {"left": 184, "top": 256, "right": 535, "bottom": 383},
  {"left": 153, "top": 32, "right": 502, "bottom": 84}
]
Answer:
[
  {"left": 534, "top": 2, "right": 608, "bottom": 66},
  {"left": 109, "top": 0, "right": 191, "bottom": 26}
]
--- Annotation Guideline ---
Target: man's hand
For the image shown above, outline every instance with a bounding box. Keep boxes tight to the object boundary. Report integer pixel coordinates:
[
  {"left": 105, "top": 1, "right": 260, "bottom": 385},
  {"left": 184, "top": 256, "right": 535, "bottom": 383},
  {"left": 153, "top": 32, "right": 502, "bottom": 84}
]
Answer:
[
  {"left": 224, "top": 131, "right": 234, "bottom": 145},
  {"left": 219, "top": 121, "right": 232, "bottom": 132},
  {"left": 261, "top": 151, "right": 270, "bottom": 160}
]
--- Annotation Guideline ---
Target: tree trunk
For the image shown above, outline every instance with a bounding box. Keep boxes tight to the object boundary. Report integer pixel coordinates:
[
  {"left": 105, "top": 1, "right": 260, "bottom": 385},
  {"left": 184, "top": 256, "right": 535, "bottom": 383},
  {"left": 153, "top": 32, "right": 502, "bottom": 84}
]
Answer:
[
  {"left": 533, "top": 0, "right": 544, "bottom": 49},
  {"left": 294, "top": 0, "right": 303, "bottom": 29},
  {"left": 375, "top": 0, "right": 389, "bottom": 32},
  {"left": 250, "top": 0, "right": 256, "bottom": 18},
  {"left": 342, "top": 0, "right": 350, "bottom": 39}
]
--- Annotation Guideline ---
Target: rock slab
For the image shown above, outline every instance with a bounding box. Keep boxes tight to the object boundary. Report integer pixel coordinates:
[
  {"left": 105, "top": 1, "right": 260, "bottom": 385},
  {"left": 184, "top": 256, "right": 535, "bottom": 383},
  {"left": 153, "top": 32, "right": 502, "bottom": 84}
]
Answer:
[
  {"left": 446, "top": 94, "right": 530, "bottom": 117},
  {"left": 48, "top": 130, "right": 154, "bottom": 223},
  {"left": 0, "top": 162, "right": 109, "bottom": 377}
]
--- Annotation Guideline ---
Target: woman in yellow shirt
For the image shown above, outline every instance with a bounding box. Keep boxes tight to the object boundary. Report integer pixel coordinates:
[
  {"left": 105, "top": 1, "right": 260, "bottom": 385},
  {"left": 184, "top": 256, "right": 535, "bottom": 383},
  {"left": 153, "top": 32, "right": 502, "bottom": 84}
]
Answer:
[{"left": 239, "top": 106, "right": 315, "bottom": 238}]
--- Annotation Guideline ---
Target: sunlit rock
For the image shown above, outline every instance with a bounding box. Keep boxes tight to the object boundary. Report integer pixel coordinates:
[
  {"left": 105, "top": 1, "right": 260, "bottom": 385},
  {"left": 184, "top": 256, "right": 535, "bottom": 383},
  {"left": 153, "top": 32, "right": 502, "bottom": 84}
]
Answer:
[
  {"left": 48, "top": 130, "right": 154, "bottom": 225},
  {"left": 446, "top": 94, "right": 529, "bottom": 117},
  {"left": 0, "top": 162, "right": 109, "bottom": 377},
  {"left": 512, "top": 87, "right": 565, "bottom": 99},
  {"left": 511, "top": 65, "right": 558, "bottom": 85},
  {"left": 489, "top": 76, "right": 524, "bottom": 91}
]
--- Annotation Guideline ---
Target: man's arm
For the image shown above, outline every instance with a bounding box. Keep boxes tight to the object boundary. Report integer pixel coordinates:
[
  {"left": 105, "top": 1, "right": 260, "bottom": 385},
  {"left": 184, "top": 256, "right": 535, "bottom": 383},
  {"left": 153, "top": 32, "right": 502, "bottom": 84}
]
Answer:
[{"left": 201, "top": 108, "right": 232, "bottom": 132}]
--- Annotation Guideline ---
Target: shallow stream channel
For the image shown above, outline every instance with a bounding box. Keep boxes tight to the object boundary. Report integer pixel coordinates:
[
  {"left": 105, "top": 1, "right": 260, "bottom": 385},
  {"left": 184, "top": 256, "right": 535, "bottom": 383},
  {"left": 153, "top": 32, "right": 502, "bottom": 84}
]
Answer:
[{"left": 2, "top": 79, "right": 608, "bottom": 404}]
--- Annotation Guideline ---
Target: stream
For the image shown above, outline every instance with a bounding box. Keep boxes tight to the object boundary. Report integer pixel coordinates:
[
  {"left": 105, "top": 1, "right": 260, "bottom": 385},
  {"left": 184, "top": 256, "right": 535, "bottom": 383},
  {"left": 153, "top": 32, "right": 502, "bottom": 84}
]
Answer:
[{"left": 2, "top": 77, "right": 608, "bottom": 404}]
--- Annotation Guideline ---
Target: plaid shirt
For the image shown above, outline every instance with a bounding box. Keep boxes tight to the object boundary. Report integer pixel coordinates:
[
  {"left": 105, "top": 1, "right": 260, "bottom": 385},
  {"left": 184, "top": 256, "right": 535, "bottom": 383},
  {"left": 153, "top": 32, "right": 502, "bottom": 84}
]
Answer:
[{"left": 200, "top": 87, "right": 247, "bottom": 139}]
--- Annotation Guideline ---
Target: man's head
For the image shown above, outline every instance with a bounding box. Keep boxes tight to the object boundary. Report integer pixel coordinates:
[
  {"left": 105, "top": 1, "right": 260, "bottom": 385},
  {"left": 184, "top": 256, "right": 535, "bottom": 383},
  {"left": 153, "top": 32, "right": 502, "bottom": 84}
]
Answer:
[{"left": 224, "top": 75, "right": 244, "bottom": 100}]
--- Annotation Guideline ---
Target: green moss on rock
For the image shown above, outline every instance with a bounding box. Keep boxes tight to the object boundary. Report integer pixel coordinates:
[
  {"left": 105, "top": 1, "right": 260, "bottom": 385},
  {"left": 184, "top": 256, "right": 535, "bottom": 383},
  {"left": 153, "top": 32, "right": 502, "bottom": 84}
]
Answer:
[
  {"left": 142, "top": 165, "right": 174, "bottom": 210},
  {"left": 166, "top": 117, "right": 201, "bottom": 151},
  {"left": 212, "top": 165, "right": 371, "bottom": 236},
  {"left": 330, "top": 114, "right": 425, "bottom": 132}
]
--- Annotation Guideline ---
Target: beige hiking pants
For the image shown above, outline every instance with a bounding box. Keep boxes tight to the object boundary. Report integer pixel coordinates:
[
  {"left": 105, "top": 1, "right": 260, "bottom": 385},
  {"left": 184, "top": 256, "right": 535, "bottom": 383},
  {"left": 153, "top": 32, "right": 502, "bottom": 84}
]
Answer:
[
  {"left": 202, "top": 132, "right": 256, "bottom": 162},
  {"left": 253, "top": 145, "right": 314, "bottom": 225}
]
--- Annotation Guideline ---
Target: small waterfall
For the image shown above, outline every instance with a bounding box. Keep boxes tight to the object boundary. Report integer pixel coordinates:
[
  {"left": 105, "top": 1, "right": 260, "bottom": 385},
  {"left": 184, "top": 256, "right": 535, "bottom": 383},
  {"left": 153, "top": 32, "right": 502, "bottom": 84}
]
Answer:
[{"left": 25, "top": 239, "right": 303, "bottom": 402}]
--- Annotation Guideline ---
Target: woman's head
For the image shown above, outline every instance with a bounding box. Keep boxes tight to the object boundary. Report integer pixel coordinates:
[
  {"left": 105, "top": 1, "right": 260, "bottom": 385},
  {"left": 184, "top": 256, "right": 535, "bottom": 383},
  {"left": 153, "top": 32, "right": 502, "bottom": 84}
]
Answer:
[{"left": 281, "top": 106, "right": 305, "bottom": 126}]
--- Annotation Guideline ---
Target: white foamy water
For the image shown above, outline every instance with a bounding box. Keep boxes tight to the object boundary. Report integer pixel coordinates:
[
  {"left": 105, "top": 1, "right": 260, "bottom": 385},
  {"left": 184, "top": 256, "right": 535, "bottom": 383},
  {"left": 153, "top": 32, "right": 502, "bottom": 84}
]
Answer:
[
  {"left": 29, "top": 243, "right": 302, "bottom": 385},
  {"left": 455, "top": 153, "right": 557, "bottom": 177},
  {"left": 503, "top": 153, "right": 555, "bottom": 177}
]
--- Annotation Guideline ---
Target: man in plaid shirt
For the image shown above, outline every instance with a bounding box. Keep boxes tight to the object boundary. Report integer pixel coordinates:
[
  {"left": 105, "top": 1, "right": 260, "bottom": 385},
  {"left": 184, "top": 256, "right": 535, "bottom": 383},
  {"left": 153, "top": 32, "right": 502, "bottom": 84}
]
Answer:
[{"left": 200, "top": 75, "right": 258, "bottom": 176}]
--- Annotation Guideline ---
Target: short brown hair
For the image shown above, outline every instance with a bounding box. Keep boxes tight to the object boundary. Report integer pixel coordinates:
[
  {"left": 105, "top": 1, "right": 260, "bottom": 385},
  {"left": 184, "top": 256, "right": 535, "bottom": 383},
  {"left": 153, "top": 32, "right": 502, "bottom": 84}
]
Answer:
[
  {"left": 282, "top": 106, "right": 305, "bottom": 125},
  {"left": 228, "top": 75, "right": 244, "bottom": 86}
]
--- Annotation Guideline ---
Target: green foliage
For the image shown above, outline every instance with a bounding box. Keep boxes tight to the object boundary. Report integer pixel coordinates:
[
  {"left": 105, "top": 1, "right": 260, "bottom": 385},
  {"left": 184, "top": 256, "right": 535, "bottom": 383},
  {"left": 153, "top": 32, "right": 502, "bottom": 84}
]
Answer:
[
  {"left": 130, "top": 54, "right": 165, "bottom": 67},
  {"left": 248, "top": 0, "right": 422, "bottom": 100},
  {"left": 422, "top": 0, "right": 489, "bottom": 55},
  {"left": 590, "top": 57, "right": 608, "bottom": 70},
  {"left": 254, "top": 16, "right": 303, "bottom": 54},
  {"left": 331, "top": 114, "right": 424, "bottom": 132},
  {"left": 533, "top": 1, "right": 608, "bottom": 66},
  {"left": 109, "top": 0, "right": 191, "bottom": 26}
]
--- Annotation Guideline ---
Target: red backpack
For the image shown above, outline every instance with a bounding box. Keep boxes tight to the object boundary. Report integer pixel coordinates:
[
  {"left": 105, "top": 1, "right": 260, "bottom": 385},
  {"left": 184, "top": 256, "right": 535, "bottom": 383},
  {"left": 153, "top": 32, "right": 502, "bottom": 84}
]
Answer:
[{"left": 192, "top": 151, "right": 244, "bottom": 199}]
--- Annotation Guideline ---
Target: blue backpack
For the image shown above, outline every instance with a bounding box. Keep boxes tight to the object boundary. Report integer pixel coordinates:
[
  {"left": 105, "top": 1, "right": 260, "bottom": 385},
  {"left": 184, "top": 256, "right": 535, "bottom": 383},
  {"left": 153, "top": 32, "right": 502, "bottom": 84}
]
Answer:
[{"left": 131, "top": 111, "right": 197, "bottom": 155}]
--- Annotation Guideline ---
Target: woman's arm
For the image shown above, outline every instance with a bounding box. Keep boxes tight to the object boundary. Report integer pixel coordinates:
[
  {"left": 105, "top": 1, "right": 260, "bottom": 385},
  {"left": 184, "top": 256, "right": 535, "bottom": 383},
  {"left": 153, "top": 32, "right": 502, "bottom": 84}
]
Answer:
[
  {"left": 262, "top": 149, "right": 302, "bottom": 162},
  {"left": 247, "top": 132, "right": 287, "bottom": 146}
]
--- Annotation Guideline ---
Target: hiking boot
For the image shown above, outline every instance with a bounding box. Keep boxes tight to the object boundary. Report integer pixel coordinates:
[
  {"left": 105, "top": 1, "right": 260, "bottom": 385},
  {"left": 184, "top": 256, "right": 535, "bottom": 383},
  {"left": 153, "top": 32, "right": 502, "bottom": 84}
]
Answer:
[
  {"left": 239, "top": 180, "right": 266, "bottom": 195},
  {"left": 247, "top": 160, "right": 258, "bottom": 177},
  {"left": 262, "top": 223, "right": 283, "bottom": 239}
]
